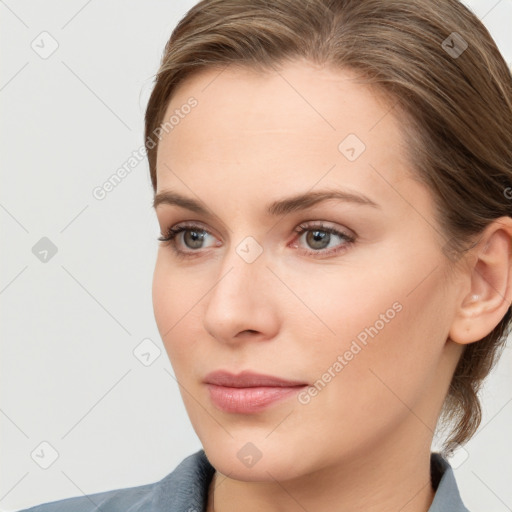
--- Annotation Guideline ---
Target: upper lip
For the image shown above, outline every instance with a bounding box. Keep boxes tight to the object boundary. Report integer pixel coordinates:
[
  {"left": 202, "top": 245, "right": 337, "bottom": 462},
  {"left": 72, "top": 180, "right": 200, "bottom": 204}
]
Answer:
[{"left": 203, "top": 370, "right": 307, "bottom": 388}]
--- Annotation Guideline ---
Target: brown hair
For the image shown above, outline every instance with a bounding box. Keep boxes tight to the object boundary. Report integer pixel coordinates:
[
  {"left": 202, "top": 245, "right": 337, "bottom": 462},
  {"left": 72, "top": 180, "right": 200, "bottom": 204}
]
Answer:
[{"left": 144, "top": 0, "right": 512, "bottom": 455}]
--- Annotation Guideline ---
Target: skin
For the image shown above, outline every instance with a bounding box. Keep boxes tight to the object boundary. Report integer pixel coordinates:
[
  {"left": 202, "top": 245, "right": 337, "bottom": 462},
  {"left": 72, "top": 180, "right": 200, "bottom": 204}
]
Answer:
[{"left": 152, "top": 59, "right": 512, "bottom": 512}]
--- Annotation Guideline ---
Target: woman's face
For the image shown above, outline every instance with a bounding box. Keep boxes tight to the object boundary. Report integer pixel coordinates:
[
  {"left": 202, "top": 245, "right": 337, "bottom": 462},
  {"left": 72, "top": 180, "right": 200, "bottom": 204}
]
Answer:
[{"left": 152, "top": 60, "right": 465, "bottom": 480}]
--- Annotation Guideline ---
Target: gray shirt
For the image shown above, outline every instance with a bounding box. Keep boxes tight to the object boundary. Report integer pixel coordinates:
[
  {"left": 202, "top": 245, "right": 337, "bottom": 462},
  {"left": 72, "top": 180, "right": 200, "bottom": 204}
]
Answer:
[{"left": 19, "top": 450, "right": 470, "bottom": 511}]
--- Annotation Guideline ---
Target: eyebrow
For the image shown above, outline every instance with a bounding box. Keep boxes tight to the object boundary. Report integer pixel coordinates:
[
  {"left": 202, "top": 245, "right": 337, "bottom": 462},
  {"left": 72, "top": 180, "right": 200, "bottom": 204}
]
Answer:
[{"left": 153, "top": 188, "right": 380, "bottom": 216}]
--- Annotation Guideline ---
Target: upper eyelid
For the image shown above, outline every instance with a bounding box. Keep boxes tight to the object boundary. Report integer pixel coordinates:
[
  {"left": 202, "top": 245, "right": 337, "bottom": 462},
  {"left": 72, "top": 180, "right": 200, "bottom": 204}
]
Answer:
[
  {"left": 166, "top": 220, "right": 354, "bottom": 244},
  {"left": 169, "top": 219, "right": 350, "bottom": 233}
]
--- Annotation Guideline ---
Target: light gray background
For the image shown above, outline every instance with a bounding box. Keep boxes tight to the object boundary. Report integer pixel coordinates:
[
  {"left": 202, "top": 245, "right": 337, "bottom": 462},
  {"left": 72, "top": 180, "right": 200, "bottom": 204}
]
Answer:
[{"left": 1, "top": 1, "right": 511, "bottom": 510}]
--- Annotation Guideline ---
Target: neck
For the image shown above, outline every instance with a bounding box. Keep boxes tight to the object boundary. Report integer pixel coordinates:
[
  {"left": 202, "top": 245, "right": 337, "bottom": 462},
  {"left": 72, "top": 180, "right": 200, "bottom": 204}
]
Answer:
[{"left": 207, "top": 430, "right": 437, "bottom": 512}]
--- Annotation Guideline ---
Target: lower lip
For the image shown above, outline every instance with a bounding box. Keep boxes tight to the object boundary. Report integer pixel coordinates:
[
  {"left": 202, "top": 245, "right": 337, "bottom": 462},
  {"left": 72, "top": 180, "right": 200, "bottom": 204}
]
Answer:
[{"left": 206, "top": 384, "right": 307, "bottom": 413}]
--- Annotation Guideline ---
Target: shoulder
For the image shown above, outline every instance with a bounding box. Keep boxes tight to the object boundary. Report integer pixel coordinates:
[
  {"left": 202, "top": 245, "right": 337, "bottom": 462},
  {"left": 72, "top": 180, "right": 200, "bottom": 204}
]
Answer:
[{"left": 18, "top": 449, "right": 215, "bottom": 512}]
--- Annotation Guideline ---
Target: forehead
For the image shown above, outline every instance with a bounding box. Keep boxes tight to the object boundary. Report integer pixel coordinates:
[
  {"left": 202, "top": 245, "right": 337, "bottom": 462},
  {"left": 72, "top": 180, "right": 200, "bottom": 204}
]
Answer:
[{"left": 155, "top": 61, "right": 415, "bottom": 207}]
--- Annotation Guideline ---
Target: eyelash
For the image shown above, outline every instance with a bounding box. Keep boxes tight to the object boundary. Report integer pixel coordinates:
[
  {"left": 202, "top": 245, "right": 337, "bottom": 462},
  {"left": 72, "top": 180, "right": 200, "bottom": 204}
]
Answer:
[{"left": 157, "top": 221, "right": 356, "bottom": 259}]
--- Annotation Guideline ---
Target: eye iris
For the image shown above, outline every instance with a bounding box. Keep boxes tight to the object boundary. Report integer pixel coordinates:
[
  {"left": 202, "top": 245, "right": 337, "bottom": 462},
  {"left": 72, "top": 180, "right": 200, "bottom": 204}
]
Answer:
[
  {"left": 184, "top": 230, "right": 205, "bottom": 249},
  {"left": 306, "top": 230, "right": 330, "bottom": 250}
]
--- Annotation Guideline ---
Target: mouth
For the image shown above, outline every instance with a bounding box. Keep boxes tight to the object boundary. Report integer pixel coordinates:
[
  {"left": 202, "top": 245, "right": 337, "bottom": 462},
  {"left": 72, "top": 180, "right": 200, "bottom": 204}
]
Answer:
[{"left": 203, "top": 370, "right": 308, "bottom": 413}]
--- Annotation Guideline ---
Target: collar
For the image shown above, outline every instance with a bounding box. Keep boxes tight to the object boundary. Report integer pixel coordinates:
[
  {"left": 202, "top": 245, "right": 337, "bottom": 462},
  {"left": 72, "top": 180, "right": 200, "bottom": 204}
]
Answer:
[{"left": 428, "top": 452, "right": 470, "bottom": 512}]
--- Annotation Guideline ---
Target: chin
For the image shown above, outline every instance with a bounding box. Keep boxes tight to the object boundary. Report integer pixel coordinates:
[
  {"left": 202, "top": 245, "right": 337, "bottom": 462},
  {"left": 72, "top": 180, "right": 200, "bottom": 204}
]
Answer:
[{"left": 201, "top": 435, "right": 313, "bottom": 482}]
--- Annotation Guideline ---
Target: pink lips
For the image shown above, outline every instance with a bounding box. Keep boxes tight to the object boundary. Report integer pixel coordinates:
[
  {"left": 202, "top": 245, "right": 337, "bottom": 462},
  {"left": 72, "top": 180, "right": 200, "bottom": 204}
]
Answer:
[{"left": 203, "top": 370, "right": 308, "bottom": 414}]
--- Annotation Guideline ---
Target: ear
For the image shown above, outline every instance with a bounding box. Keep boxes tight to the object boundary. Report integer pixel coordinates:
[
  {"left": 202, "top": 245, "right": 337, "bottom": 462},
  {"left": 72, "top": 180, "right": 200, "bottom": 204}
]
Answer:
[{"left": 449, "top": 217, "right": 512, "bottom": 345}]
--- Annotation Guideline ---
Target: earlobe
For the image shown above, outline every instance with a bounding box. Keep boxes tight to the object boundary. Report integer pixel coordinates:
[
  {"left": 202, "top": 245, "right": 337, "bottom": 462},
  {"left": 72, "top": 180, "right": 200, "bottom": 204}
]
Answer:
[{"left": 448, "top": 218, "right": 512, "bottom": 345}]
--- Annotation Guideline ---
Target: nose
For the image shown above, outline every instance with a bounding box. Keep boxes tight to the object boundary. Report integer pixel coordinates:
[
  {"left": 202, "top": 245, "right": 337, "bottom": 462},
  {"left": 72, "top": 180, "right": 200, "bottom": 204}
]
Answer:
[{"left": 202, "top": 240, "right": 280, "bottom": 345}]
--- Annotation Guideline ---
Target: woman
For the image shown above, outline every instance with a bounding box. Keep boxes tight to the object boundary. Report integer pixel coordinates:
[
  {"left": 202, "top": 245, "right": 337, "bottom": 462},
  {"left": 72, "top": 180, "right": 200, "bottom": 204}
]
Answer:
[{"left": 21, "top": 0, "right": 512, "bottom": 510}]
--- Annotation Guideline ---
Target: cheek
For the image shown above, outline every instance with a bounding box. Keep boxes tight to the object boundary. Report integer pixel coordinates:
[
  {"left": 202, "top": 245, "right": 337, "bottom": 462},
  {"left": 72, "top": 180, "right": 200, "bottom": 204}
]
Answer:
[
  {"left": 287, "top": 248, "right": 450, "bottom": 392},
  {"left": 152, "top": 255, "right": 196, "bottom": 359},
  {"left": 152, "top": 257, "right": 175, "bottom": 336}
]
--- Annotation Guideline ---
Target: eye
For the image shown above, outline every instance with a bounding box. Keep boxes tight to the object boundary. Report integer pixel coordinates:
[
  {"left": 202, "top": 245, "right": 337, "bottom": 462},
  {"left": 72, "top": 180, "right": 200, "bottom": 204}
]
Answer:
[
  {"left": 157, "top": 221, "right": 356, "bottom": 258},
  {"left": 292, "top": 222, "right": 355, "bottom": 257},
  {"left": 157, "top": 222, "right": 217, "bottom": 257}
]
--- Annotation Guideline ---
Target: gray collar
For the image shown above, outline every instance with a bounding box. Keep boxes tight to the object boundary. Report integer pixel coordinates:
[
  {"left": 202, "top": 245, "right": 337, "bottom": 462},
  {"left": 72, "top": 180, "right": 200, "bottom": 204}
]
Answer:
[{"left": 428, "top": 452, "right": 470, "bottom": 512}]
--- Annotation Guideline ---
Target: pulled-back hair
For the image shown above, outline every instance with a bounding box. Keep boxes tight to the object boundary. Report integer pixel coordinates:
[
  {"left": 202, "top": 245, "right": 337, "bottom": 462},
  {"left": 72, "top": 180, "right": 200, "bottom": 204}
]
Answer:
[{"left": 144, "top": 0, "right": 512, "bottom": 454}]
